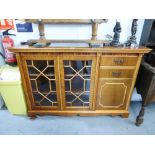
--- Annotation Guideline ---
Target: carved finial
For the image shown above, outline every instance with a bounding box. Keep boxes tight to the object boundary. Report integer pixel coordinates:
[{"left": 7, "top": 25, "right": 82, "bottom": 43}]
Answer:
[
  {"left": 124, "top": 19, "right": 138, "bottom": 47},
  {"left": 111, "top": 21, "right": 122, "bottom": 46}
]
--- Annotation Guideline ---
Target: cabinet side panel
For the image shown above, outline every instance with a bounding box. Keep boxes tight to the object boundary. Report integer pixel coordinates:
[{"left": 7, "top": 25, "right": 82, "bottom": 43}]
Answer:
[{"left": 126, "top": 54, "right": 143, "bottom": 110}]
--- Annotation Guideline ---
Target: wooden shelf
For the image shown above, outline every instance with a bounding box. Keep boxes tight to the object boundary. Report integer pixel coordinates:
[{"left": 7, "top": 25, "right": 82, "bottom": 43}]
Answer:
[
  {"left": 27, "top": 39, "right": 111, "bottom": 47},
  {"left": 25, "top": 19, "right": 108, "bottom": 24},
  {"left": 23, "top": 19, "right": 109, "bottom": 46},
  {"left": 27, "top": 39, "right": 110, "bottom": 45}
]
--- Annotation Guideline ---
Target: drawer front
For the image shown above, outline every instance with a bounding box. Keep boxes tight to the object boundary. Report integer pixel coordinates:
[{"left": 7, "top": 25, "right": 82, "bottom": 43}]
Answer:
[
  {"left": 100, "top": 56, "right": 138, "bottom": 66},
  {"left": 99, "top": 68, "right": 134, "bottom": 78}
]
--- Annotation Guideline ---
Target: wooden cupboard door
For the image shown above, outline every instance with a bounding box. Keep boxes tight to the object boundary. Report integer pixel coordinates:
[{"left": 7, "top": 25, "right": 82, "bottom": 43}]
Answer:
[
  {"left": 60, "top": 55, "right": 96, "bottom": 110},
  {"left": 97, "top": 79, "right": 132, "bottom": 110},
  {"left": 21, "top": 54, "right": 61, "bottom": 110}
]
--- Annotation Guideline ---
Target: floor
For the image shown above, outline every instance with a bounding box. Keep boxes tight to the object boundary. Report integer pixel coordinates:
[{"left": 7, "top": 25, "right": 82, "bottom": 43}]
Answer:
[{"left": 0, "top": 101, "right": 155, "bottom": 135}]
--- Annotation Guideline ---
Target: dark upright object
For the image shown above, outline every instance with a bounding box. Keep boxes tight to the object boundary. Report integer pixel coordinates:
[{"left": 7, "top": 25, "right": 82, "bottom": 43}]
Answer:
[
  {"left": 139, "top": 19, "right": 155, "bottom": 47},
  {"left": 136, "top": 19, "right": 155, "bottom": 126},
  {"left": 125, "top": 19, "right": 138, "bottom": 47},
  {"left": 111, "top": 21, "right": 121, "bottom": 46}
]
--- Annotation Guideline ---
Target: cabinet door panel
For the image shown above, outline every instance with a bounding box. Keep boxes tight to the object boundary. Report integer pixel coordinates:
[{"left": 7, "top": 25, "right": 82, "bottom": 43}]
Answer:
[
  {"left": 97, "top": 79, "right": 132, "bottom": 110},
  {"left": 60, "top": 55, "right": 96, "bottom": 110},
  {"left": 22, "top": 54, "right": 61, "bottom": 110}
]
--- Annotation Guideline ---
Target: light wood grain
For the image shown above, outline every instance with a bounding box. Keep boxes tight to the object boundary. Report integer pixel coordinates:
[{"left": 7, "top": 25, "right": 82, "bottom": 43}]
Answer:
[
  {"left": 9, "top": 47, "right": 151, "bottom": 54},
  {"left": 96, "top": 79, "right": 132, "bottom": 110},
  {"left": 99, "top": 68, "right": 134, "bottom": 78},
  {"left": 100, "top": 55, "right": 138, "bottom": 66},
  {"left": 25, "top": 19, "right": 108, "bottom": 24}
]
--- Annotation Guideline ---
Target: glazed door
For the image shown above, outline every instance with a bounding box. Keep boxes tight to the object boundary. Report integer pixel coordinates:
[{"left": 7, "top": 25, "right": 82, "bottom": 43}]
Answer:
[
  {"left": 21, "top": 54, "right": 61, "bottom": 110},
  {"left": 60, "top": 55, "right": 96, "bottom": 110},
  {"left": 97, "top": 79, "right": 132, "bottom": 110}
]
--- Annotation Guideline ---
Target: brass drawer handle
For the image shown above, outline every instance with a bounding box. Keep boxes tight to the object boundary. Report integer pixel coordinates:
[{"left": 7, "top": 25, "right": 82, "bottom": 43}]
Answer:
[
  {"left": 112, "top": 72, "right": 122, "bottom": 77},
  {"left": 113, "top": 59, "right": 124, "bottom": 65}
]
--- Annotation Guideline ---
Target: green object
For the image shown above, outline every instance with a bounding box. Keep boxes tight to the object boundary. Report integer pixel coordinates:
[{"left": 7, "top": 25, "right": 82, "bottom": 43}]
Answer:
[{"left": 0, "top": 65, "right": 27, "bottom": 115}]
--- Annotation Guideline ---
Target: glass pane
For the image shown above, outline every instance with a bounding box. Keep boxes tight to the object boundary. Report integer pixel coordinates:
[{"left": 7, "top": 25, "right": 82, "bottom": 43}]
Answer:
[
  {"left": 79, "top": 67, "right": 91, "bottom": 75},
  {"left": 50, "top": 81, "right": 56, "bottom": 91},
  {"left": 72, "top": 99, "right": 83, "bottom": 106},
  {"left": 30, "top": 80, "right": 37, "bottom": 91},
  {"left": 86, "top": 60, "right": 92, "bottom": 66},
  {"left": 64, "top": 67, "right": 76, "bottom": 75},
  {"left": 40, "top": 98, "right": 52, "bottom": 106},
  {"left": 29, "top": 75, "right": 37, "bottom": 79},
  {"left": 36, "top": 76, "right": 50, "bottom": 92},
  {"left": 85, "top": 80, "right": 90, "bottom": 91},
  {"left": 63, "top": 60, "right": 92, "bottom": 107},
  {"left": 64, "top": 60, "right": 69, "bottom": 66},
  {"left": 65, "top": 80, "right": 70, "bottom": 91},
  {"left": 47, "top": 75, "right": 55, "bottom": 79},
  {"left": 83, "top": 76, "right": 91, "bottom": 80},
  {"left": 71, "top": 76, "right": 84, "bottom": 93},
  {"left": 28, "top": 67, "right": 39, "bottom": 74},
  {"left": 33, "top": 92, "right": 43, "bottom": 102},
  {"left": 71, "top": 61, "right": 84, "bottom": 71},
  {"left": 48, "top": 60, "right": 54, "bottom": 66},
  {"left": 27, "top": 60, "right": 58, "bottom": 107},
  {"left": 43, "top": 67, "right": 54, "bottom": 75},
  {"left": 26, "top": 60, "right": 32, "bottom": 65},
  {"left": 65, "top": 92, "right": 76, "bottom": 102},
  {"left": 80, "top": 92, "right": 90, "bottom": 102},
  {"left": 33, "top": 60, "right": 47, "bottom": 71},
  {"left": 47, "top": 93, "right": 57, "bottom": 103},
  {"left": 65, "top": 75, "right": 73, "bottom": 79}
]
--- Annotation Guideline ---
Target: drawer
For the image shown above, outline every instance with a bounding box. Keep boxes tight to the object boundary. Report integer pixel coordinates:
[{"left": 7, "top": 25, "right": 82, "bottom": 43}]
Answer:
[
  {"left": 100, "top": 55, "right": 138, "bottom": 66},
  {"left": 99, "top": 68, "right": 134, "bottom": 78}
]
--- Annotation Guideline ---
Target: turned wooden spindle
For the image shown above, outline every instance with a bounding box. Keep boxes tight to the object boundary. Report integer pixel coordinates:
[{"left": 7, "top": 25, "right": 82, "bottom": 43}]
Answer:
[
  {"left": 38, "top": 19, "right": 45, "bottom": 40},
  {"left": 91, "top": 22, "right": 98, "bottom": 40}
]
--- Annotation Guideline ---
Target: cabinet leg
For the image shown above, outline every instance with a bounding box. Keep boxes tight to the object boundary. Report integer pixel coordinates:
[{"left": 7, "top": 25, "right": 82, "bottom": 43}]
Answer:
[
  {"left": 28, "top": 113, "right": 37, "bottom": 120},
  {"left": 30, "top": 115, "right": 37, "bottom": 119},
  {"left": 136, "top": 104, "right": 145, "bottom": 126},
  {"left": 121, "top": 113, "right": 129, "bottom": 118}
]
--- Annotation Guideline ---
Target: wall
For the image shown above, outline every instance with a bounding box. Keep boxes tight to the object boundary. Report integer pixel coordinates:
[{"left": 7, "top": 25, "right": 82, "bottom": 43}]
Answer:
[{"left": 11, "top": 19, "right": 144, "bottom": 46}]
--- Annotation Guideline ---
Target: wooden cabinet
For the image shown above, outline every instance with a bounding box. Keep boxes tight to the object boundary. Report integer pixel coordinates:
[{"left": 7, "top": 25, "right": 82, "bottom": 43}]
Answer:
[{"left": 9, "top": 47, "right": 151, "bottom": 118}]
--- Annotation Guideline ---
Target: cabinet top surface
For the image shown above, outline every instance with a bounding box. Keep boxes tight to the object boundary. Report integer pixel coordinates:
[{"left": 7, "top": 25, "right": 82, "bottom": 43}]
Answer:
[{"left": 9, "top": 46, "right": 151, "bottom": 54}]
